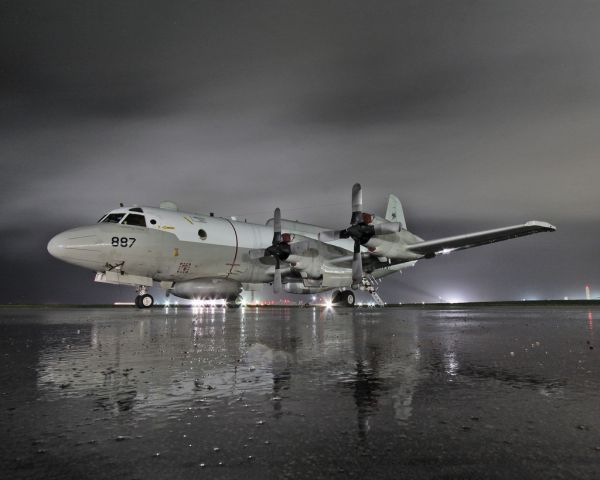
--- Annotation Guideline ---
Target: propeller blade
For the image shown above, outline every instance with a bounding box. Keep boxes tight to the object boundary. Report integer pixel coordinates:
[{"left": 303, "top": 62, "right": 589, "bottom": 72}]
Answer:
[
  {"left": 318, "top": 230, "right": 343, "bottom": 242},
  {"left": 351, "top": 183, "right": 362, "bottom": 225},
  {"left": 272, "top": 207, "right": 282, "bottom": 244},
  {"left": 373, "top": 222, "right": 402, "bottom": 236},
  {"left": 248, "top": 249, "right": 267, "bottom": 260},
  {"left": 352, "top": 240, "right": 363, "bottom": 284},
  {"left": 273, "top": 259, "right": 282, "bottom": 293}
]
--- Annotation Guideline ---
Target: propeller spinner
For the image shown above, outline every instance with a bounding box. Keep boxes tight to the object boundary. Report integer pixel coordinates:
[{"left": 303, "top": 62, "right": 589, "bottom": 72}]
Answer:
[{"left": 319, "top": 183, "right": 401, "bottom": 284}]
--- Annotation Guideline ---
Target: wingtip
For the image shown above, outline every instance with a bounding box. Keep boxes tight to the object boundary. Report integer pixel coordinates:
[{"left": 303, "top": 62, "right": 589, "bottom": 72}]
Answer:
[{"left": 525, "top": 220, "right": 557, "bottom": 231}]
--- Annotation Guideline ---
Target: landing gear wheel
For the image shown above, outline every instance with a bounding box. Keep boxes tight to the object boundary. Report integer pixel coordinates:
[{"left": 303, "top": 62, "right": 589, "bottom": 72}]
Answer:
[
  {"left": 226, "top": 295, "right": 243, "bottom": 309},
  {"left": 332, "top": 290, "right": 355, "bottom": 307},
  {"left": 136, "top": 294, "right": 154, "bottom": 308},
  {"left": 341, "top": 290, "right": 355, "bottom": 307}
]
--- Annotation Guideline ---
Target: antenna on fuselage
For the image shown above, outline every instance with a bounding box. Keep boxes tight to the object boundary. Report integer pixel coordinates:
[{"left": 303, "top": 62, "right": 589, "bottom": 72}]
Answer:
[{"left": 119, "top": 203, "right": 124, "bottom": 207}]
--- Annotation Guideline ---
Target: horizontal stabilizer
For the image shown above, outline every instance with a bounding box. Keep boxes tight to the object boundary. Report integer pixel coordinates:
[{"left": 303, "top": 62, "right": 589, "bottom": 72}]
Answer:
[{"left": 406, "top": 221, "right": 556, "bottom": 257}]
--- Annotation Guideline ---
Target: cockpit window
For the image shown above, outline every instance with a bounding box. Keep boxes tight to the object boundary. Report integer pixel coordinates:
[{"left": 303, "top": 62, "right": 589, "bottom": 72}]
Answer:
[
  {"left": 129, "top": 207, "right": 144, "bottom": 213},
  {"left": 121, "top": 213, "right": 146, "bottom": 227},
  {"left": 101, "top": 213, "right": 126, "bottom": 224},
  {"left": 97, "top": 214, "right": 108, "bottom": 223}
]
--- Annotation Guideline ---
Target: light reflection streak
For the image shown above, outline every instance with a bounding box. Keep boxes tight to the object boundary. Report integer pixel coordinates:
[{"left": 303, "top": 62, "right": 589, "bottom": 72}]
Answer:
[{"left": 444, "top": 352, "right": 458, "bottom": 376}]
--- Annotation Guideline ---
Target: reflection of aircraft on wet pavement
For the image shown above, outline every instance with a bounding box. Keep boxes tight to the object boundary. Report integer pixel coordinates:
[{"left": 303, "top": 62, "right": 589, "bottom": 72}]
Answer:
[
  {"left": 48, "top": 183, "right": 555, "bottom": 308},
  {"left": 35, "top": 309, "right": 423, "bottom": 426},
  {"left": 339, "top": 314, "right": 422, "bottom": 439},
  {"left": 34, "top": 308, "right": 570, "bottom": 440}
]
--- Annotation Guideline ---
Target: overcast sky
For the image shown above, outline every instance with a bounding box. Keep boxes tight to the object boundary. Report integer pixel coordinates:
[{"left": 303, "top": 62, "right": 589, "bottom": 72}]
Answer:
[{"left": 1, "top": 1, "right": 599, "bottom": 303}]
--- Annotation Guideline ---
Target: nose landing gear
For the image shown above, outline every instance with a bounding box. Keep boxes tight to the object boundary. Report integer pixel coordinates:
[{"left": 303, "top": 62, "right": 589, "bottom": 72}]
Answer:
[{"left": 135, "top": 286, "right": 154, "bottom": 309}]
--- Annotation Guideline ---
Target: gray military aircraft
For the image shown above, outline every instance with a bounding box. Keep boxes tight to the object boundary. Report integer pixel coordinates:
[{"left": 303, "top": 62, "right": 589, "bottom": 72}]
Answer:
[{"left": 47, "top": 183, "right": 555, "bottom": 308}]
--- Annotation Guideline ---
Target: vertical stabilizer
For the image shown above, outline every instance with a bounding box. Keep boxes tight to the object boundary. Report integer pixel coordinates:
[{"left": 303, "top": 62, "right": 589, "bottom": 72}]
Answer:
[{"left": 385, "top": 194, "right": 406, "bottom": 229}]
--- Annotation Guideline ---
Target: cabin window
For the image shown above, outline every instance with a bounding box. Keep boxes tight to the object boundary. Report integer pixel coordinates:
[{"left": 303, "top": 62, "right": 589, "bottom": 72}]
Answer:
[
  {"left": 198, "top": 229, "right": 207, "bottom": 240},
  {"left": 122, "top": 213, "right": 147, "bottom": 227},
  {"left": 101, "top": 213, "right": 126, "bottom": 224},
  {"left": 150, "top": 219, "right": 157, "bottom": 225}
]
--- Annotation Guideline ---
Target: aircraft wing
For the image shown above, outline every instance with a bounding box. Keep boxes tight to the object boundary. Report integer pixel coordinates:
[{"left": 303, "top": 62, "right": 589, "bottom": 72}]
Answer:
[{"left": 406, "top": 221, "right": 556, "bottom": 257}]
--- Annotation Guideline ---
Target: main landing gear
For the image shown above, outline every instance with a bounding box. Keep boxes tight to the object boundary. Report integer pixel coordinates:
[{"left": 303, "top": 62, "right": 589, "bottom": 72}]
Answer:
[
  {"left": 135, "top": 286, "right": 154, "bottom": 309},
  {"left": 331, "top": 290, "right": 356, "bottom": 307},
  {"left": 226, "top": 295, "right": 243, "bottom": 309}
]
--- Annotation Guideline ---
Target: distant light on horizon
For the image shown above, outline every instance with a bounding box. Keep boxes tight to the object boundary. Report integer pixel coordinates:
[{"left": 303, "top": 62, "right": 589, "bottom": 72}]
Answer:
[{"left": 440, "top": 292, "right": 468, "bottom": 304}]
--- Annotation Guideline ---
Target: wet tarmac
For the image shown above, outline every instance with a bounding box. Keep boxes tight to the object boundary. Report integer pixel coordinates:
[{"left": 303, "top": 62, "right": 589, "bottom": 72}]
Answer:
[{"left": 1, "top": 305, "right": 599, "bottom": 479}]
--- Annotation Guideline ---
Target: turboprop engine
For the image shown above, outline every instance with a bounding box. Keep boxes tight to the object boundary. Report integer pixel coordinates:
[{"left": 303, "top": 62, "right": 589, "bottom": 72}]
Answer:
[{"left": 170, "top": 278, "right": 242, "bottom": 301}]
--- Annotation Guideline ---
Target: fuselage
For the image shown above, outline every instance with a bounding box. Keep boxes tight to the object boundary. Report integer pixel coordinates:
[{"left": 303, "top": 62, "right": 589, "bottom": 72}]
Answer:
[{"left": 47, "top": 206, "right": 408, "bottom": 296}]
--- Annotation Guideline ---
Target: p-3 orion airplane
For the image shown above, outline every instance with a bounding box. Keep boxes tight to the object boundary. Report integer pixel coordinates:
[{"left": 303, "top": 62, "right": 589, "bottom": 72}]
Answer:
[{"left": 47, "top": 184, "right": 555, "bottom": 308}]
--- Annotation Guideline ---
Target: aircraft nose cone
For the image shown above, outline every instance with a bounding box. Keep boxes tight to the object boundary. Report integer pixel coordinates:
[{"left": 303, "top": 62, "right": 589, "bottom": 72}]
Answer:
[
  {"left": 47, "top": 232, "right": 67, "bottom": 259},
  {"left": 47, "top": 227, "right": 101, "bottom": 268}
]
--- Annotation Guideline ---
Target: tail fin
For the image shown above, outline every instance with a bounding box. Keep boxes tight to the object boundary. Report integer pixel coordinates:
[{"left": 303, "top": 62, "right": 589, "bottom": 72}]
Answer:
[{"left": 385, "top": 194, "right": 406, "bottom": 229}]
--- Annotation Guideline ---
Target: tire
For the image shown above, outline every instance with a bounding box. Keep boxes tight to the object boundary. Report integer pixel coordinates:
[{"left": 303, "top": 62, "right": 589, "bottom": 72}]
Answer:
[
  {"left": 139, "top": 294, "right": 154, "bottom": 308},
  {"left": 332, "top": 290, "right": 356, "bottom": 307},
  {"left": 134, "top": 295, "right": 142, "bottom": 309},
  {"left": 226, "top": 295, "right": 243, "bottom": 308},
  {"left": 345, "top": 291, "right": 355, "bottom": 306}
]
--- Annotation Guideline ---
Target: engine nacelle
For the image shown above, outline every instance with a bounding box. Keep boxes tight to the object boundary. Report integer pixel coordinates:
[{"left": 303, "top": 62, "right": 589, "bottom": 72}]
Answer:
[
  {"left": 170, "top": 278, "right": 242, "bottom": 300},
  {"left": 284, "top": 282, "right": 330, "bottom": 295}
]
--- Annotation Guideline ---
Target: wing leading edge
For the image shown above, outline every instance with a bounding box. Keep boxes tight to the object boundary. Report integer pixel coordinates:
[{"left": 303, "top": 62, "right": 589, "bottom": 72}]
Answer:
[{"left": 406, "top": 221, "right": 556, "bottom": 257}]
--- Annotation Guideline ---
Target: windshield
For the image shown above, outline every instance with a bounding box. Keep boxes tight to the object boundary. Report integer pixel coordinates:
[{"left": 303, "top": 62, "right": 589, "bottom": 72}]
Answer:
[
  {"left": 121, "top": 213, "right": 146, "bottom": 227},
  {"left": 101, "top": 213, "right": 126, "bottom": 224}
]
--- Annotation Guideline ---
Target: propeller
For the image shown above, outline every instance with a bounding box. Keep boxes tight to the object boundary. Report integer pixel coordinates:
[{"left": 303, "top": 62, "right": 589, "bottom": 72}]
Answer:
[
  {"left": 249, "top": 208, "right": 292, "bottom": 294},
  {"left": 319, "top": 183, "right": 401, "bottom": 284}
]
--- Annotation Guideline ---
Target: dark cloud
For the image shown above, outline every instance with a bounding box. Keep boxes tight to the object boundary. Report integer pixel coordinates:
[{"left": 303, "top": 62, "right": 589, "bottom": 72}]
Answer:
[{"left": 1, "top": 1, "right": 600, "bottom": 303}]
